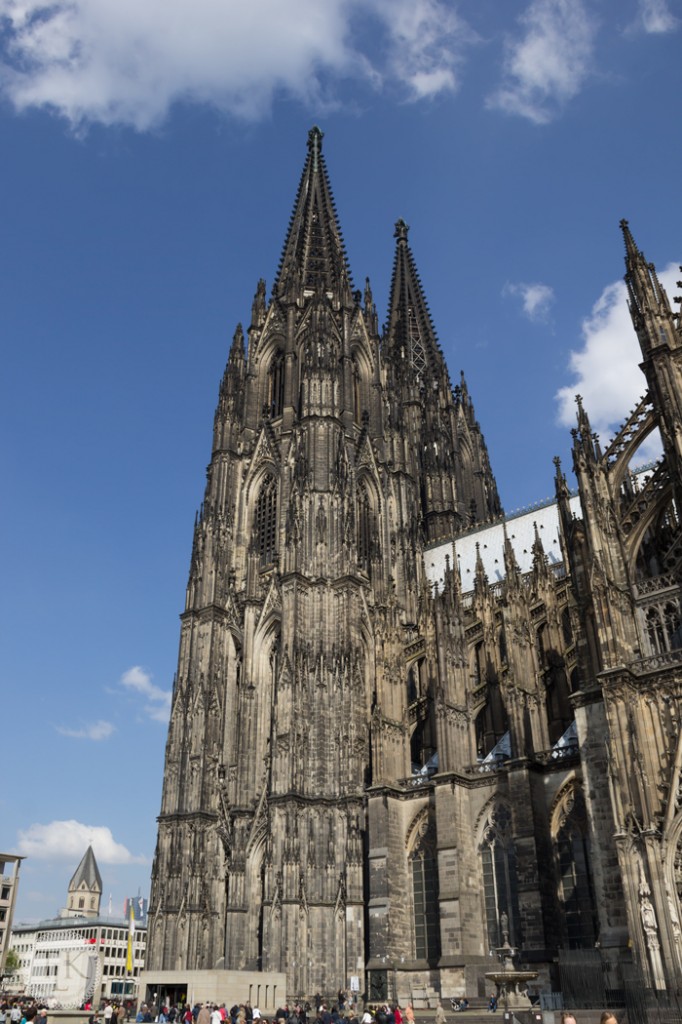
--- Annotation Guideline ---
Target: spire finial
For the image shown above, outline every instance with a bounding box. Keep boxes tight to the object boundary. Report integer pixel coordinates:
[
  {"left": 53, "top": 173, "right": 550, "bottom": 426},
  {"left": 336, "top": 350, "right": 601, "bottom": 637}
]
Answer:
[
  {"left": 394, "top": 219, "right": 409, "bottom": 242},
  {"left": 308, "top": 125, "right": 324, "bottom": 167},
  {"left": 620, "top": 217, "right": 640, "bottom": 259}
]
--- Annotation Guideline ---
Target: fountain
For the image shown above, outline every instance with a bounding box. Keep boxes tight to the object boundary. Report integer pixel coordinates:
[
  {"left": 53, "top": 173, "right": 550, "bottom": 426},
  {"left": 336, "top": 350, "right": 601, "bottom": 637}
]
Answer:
[{"left": 484, "top": 915, "right": 538, "bottom": 1011}]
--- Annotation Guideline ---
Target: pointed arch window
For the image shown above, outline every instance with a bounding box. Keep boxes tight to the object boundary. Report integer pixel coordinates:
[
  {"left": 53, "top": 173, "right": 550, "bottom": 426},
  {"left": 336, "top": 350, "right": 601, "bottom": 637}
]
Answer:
[
  {"left": 269, "top": 350, "right": 285, "bottom": 418},
  {"left": 410, "top": 816, "right": 441, "bottom": 964},
  {"left": 645, "top": 600, "right": 682, "bottom": 654},
  {"left": 536, "top": 623, "right": 549, "bottom": 669},
  {"left": 357, "top": 483, "right": 372, "bottom": 576},
  {"left": 553, "top": 785, "right": 597, "bottom": 948},
  {"left": 480, "top": 803, "right": 521, "bottom": 949},
  {"left": 351, "top": 355, "right": 362, "bottom": 424},
  {"left": 475, "top": 682, "right": 509, "bottom": 760},
  {"left": 472, "top": 641, "right": 485, "bottom": 686},
  {"left": 255, "top": 475, "right": 278, "bottom": 568},
  {"left": 407, "top": 657, "right": 424, "bottom": 704},
  {"left": 546, "top": 665, "right": 573, "bottom": 746}
]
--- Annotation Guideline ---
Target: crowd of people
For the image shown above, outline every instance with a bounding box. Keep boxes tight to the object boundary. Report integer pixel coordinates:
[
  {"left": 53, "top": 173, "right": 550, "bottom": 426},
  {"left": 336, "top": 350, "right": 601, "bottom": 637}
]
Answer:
[
  {"left": 0, "top": 997, "right": 620, "bottom": 1024},
  {"left": 129, "top": 999, "right": 415, "bottom": 1024},
  {"left": 0, "top": 1003, "right": 50, "bottom": 1024}
]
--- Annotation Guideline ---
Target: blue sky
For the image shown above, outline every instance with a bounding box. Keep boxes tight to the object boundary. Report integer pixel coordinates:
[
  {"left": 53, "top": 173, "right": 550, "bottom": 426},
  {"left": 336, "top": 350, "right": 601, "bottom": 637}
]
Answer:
[{"left": 1, "top": 0, "right": 680, "bottom": 924}]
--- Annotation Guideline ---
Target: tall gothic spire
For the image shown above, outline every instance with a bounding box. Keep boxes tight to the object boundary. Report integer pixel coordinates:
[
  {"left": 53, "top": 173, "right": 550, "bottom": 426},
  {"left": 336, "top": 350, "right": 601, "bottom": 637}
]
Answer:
[
  {"left": 274, "top": 126, "right": 353, "bottom": 302},
  {"left": 621, "top": 218, "right": 679, "bottom": 353},
  {"left": 384, "top": 219, "right": 446, "bottom": 385}
]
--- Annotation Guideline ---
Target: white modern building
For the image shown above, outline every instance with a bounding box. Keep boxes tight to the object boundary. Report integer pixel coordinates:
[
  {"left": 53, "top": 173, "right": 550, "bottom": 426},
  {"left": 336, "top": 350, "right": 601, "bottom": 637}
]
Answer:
[
  {"left": 1, "top": 853, "right": 24, "bottom": 977},
  {"left": 10, "top": 848, "right": 146, "bottom": 1006}
]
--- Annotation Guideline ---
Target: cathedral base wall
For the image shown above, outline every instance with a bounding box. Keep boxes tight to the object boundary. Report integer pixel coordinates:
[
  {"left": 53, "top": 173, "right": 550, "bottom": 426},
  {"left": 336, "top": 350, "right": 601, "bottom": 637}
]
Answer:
[{"left": 139, "top": 970, "right": 287, "bottom": 1012}]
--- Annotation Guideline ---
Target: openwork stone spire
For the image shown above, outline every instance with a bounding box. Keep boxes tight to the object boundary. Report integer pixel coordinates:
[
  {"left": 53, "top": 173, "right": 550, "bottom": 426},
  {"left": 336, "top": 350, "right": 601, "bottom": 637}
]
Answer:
[
  {"left": 274, "top": 126, "right": 353, "bottom": 301},
  {"left": 385, "top": 218, "right": 444, "bottom": 384}
]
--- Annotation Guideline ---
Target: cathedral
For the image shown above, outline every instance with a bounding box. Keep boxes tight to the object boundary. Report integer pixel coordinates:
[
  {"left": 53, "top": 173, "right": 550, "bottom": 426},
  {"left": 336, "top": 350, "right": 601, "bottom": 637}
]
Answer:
[{"left": 147, "top": 127, "right": 682, "bottom": 1002}]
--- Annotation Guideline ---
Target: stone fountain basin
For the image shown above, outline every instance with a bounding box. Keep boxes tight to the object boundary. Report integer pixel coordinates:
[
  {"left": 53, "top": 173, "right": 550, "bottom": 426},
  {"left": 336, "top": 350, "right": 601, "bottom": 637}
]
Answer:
[{"left": 484, "top": 969, "right": 538, "bottom": 1009}]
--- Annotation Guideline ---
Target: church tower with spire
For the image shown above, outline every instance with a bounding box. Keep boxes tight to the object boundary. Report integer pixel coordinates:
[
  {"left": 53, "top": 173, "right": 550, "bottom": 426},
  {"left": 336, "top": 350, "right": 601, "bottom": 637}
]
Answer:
[
  {"left": 61, "top": 846, "right": 102, "bottom": 919},
  {"left": 147, "top": 128, "right": 501, "bottom": 992}
]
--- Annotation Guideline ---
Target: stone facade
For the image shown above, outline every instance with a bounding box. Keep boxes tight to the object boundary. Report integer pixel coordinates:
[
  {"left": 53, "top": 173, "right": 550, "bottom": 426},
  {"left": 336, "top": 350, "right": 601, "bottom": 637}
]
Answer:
[{"left": 147, "top": 128, "right": 682, "bottom": 999}]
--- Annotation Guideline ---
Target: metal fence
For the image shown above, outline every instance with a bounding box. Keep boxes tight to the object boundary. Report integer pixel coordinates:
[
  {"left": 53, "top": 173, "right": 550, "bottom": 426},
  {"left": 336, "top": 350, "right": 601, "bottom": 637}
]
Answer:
[
  {"left": 622, "top": 962, "right": 682, "bottom": 1024},
  {"left": 558, "top": 949, "right": 607, "bottom": 1010},
  {"left": 556, "top": 950, "right": 682, "bottom": 1024}
]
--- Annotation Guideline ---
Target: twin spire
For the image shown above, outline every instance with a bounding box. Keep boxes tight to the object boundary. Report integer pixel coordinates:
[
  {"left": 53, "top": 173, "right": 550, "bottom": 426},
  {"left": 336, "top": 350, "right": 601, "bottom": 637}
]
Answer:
[
  {"left": 385, "top": 217, "right": 444, "bottom": 382},
  {"left": 275, "top": 126, "right": 446, "bottom": 389},
  {"left": 275, "top": 126, "right": 354, "bottom": 301}
]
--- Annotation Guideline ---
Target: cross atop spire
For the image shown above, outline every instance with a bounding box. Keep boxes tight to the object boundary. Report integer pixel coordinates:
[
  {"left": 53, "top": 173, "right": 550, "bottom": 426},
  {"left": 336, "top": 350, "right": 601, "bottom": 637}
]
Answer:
[{"left": 274, "top": 127, "right": 353, "bottom": 303}]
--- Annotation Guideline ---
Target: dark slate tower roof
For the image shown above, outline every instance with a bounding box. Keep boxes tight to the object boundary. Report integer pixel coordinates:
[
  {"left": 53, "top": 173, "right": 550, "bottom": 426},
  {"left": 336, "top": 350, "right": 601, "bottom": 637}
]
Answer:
[
  {"left": 68, "top": 845, "right": 102, "bottom": 893},
  {"left": 274, "top": 126, "right": 353, "bottom": 300}
]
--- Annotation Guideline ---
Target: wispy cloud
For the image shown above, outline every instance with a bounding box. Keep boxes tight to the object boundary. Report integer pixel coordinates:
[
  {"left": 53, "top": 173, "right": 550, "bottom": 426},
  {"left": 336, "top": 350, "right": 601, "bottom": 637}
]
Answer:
[
  {"left": 503, "top": 281, "right": 555, "bottom": 322},
  {"left": 16, "top": 820, "right": 147, "bottom": 864},
  {"left": 0, "top": 0, "right": 470, "bottom": 131},
  {"left": 487, "top": 0, "right": 597, "bottom": 124},
  {"left": 555, "top": 262, "right": 679, "bottom": 454},
  {"left": 637, "top": 0, "right": 679, "bottom": 33},
  {"left": 56, "top": 719, "right": 116, "bottom": 741},
  {"left": 373, "top": 0, "right": 474, "bottom": 100},
  {"left": 120, "top": 665, "right": 171, "bottom": 723}
]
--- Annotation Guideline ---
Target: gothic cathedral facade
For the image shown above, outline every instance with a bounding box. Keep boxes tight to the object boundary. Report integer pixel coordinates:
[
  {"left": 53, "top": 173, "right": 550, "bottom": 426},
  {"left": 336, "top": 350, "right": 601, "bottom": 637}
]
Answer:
[{"left": 147, "top": 128, "right": 682, "bottom": 998}]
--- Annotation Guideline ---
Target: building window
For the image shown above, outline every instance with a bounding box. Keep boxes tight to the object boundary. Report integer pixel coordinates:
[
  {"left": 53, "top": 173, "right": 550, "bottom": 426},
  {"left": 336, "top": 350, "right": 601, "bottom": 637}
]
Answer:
[
  {"left": 357, "top": 484, "right": 373, "bottom": 575},
  {"left": 269, "top": 350, "right": 285, "bottom": 418},
  {"left": 475, "top": 683, "right": 509, "bottom": 760},
  {"left": 536, "top": 623, "right": 548, "bottom": 669},
  {"left": 480, "top": 803, "right": 521, "bottom": 949},
  {"left": 255, "top": 476, "right": 278, "bottom": 567},
  {"left": 645, "top": 600, "right": 682, "bottom": 655},
  {"left": 409, "top": 816, "right": 441, "bottom": 964},
  {"left": 553, "top": 784, "right": 598, "bottom": 948},
  {"left": 407, "top": 657, "right": 424, "bottom": 704}
]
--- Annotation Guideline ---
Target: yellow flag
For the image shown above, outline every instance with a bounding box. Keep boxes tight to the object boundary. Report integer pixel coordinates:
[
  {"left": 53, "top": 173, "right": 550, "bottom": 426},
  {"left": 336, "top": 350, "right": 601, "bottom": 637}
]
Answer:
[{"left": 126, "top": 901, "right": 135, "bottom": 973}]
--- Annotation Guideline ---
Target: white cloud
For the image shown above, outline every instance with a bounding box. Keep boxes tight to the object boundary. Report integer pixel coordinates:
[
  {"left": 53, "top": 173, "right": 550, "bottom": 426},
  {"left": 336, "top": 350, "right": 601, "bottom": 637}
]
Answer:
[
  {"left": 0, "top": 0, "right": 470, "bottom": 130},
  {"left": 16, "top": 820, "right": 147, "bottom": 864},
  {"left": 504, "top": 281, "right": 555, "bottom": 322},
  {"left": 487, "top": 0, "right": 597, "bottom": 124},
  {"left": 637, "top": 0, "right": 679, "bottom": 32},
  {"left": 56, "top": 719, "right": 116, "bottom": 740},
  {"left": 555, "top": 262, "right": 680, "bottom": 451},
  {"left": 121, "top": 665, "right": 171, "bottom": 722},
  {"left": 373, "top": 0, "right": 472, "bottom": 100}
]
